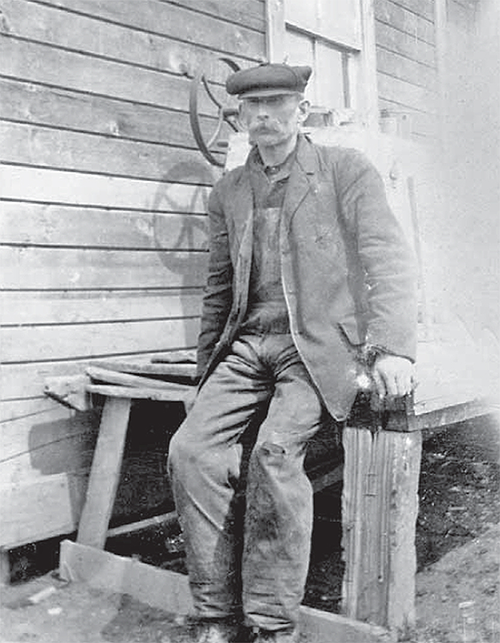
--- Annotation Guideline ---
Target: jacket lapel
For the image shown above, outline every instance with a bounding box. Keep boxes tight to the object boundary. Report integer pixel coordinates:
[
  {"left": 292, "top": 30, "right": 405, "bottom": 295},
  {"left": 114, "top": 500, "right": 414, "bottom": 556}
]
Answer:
[
  {"left": 282, "top": 136, "right": 316, "bottom": 230},
  {"left": 227, "top": 165, "right": 254, "bottom": 319}
]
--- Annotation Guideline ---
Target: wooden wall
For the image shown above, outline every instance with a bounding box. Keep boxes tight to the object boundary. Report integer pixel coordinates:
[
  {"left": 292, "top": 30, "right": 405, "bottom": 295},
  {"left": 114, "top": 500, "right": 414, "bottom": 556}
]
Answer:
[
  {"left": 374, "top": 0, "right": 439, "bottom": 140},
  {"left": 0, "top": 0, "right": 266, "bottom": 549}
]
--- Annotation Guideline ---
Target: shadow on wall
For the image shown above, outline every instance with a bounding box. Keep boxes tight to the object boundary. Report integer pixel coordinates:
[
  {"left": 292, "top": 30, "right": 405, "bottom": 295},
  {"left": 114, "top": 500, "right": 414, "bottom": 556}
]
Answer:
[{"left": 149, "top": 160, "right": 216, "bottom": 345}]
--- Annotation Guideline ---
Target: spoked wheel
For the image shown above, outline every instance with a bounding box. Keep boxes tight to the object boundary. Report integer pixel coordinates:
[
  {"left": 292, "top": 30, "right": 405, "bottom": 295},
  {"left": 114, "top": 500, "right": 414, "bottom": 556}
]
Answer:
[{"left": 189, "top": 57, "right": 241, "bottom": 167}]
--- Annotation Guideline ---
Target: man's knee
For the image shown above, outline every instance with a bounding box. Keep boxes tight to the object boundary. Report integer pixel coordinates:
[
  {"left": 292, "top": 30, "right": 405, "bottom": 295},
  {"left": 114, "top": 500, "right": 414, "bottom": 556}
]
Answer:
[{"left": 168, "top": 424, "right": 197, "bottom": 476}]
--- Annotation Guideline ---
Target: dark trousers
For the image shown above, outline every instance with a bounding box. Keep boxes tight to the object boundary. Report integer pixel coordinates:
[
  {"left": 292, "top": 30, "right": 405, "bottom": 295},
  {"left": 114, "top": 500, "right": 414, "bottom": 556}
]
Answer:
[{"left": 168, "top": 333, "right": 324, "bottom": 631}]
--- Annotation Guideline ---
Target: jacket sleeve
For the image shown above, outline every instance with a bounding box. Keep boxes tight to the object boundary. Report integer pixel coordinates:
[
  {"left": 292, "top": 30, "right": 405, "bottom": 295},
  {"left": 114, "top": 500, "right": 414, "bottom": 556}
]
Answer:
[
  {"left": 196, "top": 180, "right": 234, "bottom": 378},
  {"left": 334, "top": 147, "right": 418, "bottom": 362}
]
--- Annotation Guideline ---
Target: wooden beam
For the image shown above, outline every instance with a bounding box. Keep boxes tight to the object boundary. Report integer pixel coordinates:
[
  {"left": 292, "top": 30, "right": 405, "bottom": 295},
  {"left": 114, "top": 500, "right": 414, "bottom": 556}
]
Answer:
[
  {"left": 341, "top": 425, "right": 422, "bottom": 637},
  {"left": 358, "top": 0, "right": 380, "bottom": 129},
  {"left": 265, "top": 0, "right": 285, "bottom": 63},
  {"left": 76, "top": 397, "right": 132, "bottom": 549},
  {"left": 60, "top": 540, "right": 394, "bottom": 642},
  {"left": 86, "top": 384, "right": 196, "bottom": 405}
]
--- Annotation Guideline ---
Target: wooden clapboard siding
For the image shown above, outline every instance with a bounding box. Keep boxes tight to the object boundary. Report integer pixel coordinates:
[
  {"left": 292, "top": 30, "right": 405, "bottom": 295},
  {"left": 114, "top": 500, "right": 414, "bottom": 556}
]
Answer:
[
  {"left": 26, "top": 0, "right": 264, "bottom": 57},
  {"left": 0, "top": 37, "right": 224, "bottom": 120},
  {"left": 160, "top": 0, "right": 266, "bottom": 32},
  {"left": 1, "top": 290, "right": 203, "bottom": 326},
  {"left": 0, "top": 166, "right": 211, "bottom": 208},
  {"left": 0, "top": 78, "right": 217, "bottom": 150},
  {"left": 2, "top": 318, "right": 201, "bottom": 363},
  {"left": 0, "top": 0, "right": 266, "bottom": 547},
  {"left": 1, "top": 204, "right": 209, "bottom": 251},
  {"left": 0, "top": 121, "right": 222, "bottom": 181},
  {"left": 0, "top": 247, "right": 207, "bottom": 290},
  {"left": 374, "top": 0, "right": 438, "bottom": 139},
  {"left": 0, "top": 398, "right": 58, "bottom": 424}
]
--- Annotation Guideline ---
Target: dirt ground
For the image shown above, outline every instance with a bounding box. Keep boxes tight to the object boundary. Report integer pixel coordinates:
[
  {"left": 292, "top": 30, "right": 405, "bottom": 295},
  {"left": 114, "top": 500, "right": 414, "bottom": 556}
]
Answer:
[{"left": 1, "top": 415, "right": 498, "bottom": 643}]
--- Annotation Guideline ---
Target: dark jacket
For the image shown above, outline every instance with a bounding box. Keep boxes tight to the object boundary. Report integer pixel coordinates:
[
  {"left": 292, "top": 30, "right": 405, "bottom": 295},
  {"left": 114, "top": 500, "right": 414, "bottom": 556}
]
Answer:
[{"left": 197, "top": 135, "right": 417, "bottom": 420}]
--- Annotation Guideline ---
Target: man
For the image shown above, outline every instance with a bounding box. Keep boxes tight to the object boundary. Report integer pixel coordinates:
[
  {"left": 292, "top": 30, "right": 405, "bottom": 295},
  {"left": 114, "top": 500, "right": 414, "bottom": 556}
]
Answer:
[{"left": 168, "top": 63, "right": 417, "bottom": 643}]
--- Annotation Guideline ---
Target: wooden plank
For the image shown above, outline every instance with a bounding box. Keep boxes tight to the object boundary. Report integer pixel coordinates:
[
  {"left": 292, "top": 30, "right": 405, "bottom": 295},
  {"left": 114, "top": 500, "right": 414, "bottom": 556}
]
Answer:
[
  {"left": 44, "top": 374, "right": 90, "bottom": 412},
  {"left": 0, "top": 473, "right": 87, "bottom": 548},
  {"left": 59, "top": 540, "right": 394, "bottom": 642},
  {"left": 0, "top": 37, "right": 225, "bottom": 118},
  {"left": 0, "top": 247, "right": 207, "bottom": 290},
  {"left": 1, "top": 318, "right": 201, "bottom": 362},
  {"left": 266, "top": 0, "right": 286, "bottom": 62},
  {"left": 106, "top": 510, "right": 179, "bottom": 539},
  {"left": 86, "top": 384, "right": 196, "bottom": 404},
  {"left": 0, "top": 353, "right": 198, "bottom": 401},
  {"left": 0, "top": 165, "right": 212, "bottom": 209},
  {"left": 86, "top": 366, "right": 194, "bottom": 392},
  {"left": 377, "top": 71, "right": 438, "bottom": 115},
  {"left": 385, "top": 0, "right": 434, "bottom": 21},
  {"left": 76, "top": 396, "right": 131, "bottom": 548},
  {"left": 375, "top": 0, "right": 435, "bottom": 45},
  {"left": 414, "top": 400, "right": 494, "bottom": 432},
  {"left": 1, "top": 290, "right": 203, "bottom": 325},
  {"left": 341, "top": 426, "right": 422, "bottom": 635},
  {"left": 376, "top": 47, "right": 437, "bottom": 91},
  {"left": 0, "top": 0, "right": 261, "bottom": 79},
  {"left": 92, "top": 359, "right": 197, "bottom": 381},
  {"left": 0, "top": 121, "right": 221, "bottom": 181},
  {"left": 0, "top": 204, "right": 209, "bottom": 251},
  {"left": 29, "top": 0, "right": 265, "bottom": 57},
  {"left": 161, "top": 0, "right": 266, "bottom": 32},
  {"left": 0, "top": 549, "right": 9, "bottom": 585},
  {"left": 375, "top": 21, "right": 436, "bottom": 67},
  {"left": 0, "top": 78, "right": 219, "bottom": 149}
]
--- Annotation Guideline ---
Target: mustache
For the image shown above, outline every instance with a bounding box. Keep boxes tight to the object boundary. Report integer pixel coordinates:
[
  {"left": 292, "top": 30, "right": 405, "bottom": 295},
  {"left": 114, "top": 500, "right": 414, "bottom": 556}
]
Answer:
[{"left": 251, "top": 125, "right": 278, "bottom": 133}]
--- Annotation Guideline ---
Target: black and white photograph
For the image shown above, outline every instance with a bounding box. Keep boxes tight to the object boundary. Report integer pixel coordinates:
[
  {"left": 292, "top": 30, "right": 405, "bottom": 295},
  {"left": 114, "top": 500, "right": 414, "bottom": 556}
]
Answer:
[{"left": 0, "top": 1, "right": 498, "bottom": 642}]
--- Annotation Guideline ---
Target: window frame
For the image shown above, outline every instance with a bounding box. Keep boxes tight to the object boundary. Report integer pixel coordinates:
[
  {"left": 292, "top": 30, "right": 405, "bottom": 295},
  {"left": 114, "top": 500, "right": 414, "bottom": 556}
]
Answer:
[{"left": 265, "top": 0, "right": 379, "bottom": 129}]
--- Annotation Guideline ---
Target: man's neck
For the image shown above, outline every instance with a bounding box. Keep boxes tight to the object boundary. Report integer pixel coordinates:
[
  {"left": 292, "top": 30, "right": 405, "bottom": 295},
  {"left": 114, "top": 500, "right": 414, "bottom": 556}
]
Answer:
[{"left": 257, "top": 133, "right": 299, "bottom": 168}]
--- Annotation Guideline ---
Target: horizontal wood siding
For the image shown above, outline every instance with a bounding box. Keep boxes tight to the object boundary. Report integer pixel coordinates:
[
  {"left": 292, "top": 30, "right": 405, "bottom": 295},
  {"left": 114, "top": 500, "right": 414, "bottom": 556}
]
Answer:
[
  {"left": 0, "top": 0, "right": 266, "bottom": 547},
  {"left": 374, "top": 0, "right": 439, "bottom": 139}
]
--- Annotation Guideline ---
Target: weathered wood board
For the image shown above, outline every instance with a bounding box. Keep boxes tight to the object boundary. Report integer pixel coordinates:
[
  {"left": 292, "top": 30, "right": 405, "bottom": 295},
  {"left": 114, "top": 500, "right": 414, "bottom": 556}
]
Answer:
[{"left": 0, "top": 0, "right": 265, "bottom": 551}]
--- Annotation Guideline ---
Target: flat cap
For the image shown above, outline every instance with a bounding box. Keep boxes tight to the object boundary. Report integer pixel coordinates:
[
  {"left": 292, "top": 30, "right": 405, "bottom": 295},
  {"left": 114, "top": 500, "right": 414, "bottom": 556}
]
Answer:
[{"left": 226, "top": 63, "right": 312, "bottom": 99}]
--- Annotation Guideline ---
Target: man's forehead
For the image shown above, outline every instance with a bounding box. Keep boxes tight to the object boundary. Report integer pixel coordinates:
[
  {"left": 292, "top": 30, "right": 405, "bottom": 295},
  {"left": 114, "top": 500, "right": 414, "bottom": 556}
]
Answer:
[{"left": 241, "top": 93, "right": 301, "bottom": 103}]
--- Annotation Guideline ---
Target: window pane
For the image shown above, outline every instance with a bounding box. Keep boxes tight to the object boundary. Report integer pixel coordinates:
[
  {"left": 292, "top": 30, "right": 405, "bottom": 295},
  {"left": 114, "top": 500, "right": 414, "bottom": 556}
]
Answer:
[
  {"left": 285, "top": 0, "right": 361, "bottom": 49},
  {"left": 316, "top": 42, "right": 347, "bottom": 109},
  {"left": 285, "top": 29, "right": 348, "bottom": 110}
]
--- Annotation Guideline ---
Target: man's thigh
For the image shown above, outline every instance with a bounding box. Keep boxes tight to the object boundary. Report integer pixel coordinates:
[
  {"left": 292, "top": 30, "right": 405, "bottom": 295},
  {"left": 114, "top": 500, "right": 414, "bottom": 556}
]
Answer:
[{"left": 175, "top": 337, "right": 273, "bottom": 451}]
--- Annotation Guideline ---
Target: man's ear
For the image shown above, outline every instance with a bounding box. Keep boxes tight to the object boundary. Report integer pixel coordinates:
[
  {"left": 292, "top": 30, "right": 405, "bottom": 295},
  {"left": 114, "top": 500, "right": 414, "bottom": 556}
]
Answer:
[
  {"left": 237, "top": 102, "right": 248, "bottom": 131},
  {"left": 298, "top": 99, "right": 310, "bottom": 124}
]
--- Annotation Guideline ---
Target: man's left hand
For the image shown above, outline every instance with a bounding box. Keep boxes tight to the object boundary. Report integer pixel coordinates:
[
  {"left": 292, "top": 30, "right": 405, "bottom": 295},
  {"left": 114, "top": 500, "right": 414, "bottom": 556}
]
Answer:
[{"left": 370, "top": 354, "right": 417, "bottom": 399}]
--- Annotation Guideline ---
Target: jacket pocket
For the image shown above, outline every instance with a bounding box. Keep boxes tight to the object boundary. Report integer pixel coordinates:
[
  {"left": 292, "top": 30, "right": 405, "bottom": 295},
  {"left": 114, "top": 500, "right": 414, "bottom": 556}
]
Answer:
[{"left": 337, "top": 317, "right": 364, "bottom": 347}]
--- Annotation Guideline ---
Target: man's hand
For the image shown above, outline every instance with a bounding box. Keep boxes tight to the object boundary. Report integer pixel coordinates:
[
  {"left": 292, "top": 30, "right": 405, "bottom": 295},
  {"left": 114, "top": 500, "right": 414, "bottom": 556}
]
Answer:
[{"left": 370, "top": 354, "right": 417, "bottom": 399}]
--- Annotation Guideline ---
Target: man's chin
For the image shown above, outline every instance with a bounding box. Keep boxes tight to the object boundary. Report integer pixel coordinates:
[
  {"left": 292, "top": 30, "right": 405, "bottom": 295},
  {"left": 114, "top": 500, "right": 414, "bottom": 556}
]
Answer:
[{"left": 250, "top": 133, "right": 280, "bottom": 146}]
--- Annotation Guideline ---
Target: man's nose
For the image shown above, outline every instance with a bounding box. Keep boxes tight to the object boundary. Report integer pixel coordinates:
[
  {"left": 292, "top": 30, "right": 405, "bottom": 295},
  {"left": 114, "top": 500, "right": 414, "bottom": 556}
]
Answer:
[{"left": 256, "top": 102, "right": 269, "bottom": 118}]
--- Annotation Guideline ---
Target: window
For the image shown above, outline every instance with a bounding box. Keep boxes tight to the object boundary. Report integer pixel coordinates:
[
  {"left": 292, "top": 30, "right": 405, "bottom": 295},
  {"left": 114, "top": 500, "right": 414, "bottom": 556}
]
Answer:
[
  {"left": 284, "top": 0, "right": 361, "bottom": 111},
  {"left": 267, "top": 0, "right": 378, "bottom": 124},
  {"left": 285, "top": 28, "right": 351, "bottom": 109}
]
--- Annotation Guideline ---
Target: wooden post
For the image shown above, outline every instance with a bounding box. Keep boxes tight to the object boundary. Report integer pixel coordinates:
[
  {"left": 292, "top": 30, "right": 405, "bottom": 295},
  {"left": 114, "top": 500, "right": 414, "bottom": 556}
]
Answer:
[
  {"left": 77, "top": 397, "right": 132, "bottom": 549},
  {"left": 341, "top": 414, "right": 422, "bottom": 638},
  {"left": 0, "top": 549, "right": 10, "bottom": 585}
]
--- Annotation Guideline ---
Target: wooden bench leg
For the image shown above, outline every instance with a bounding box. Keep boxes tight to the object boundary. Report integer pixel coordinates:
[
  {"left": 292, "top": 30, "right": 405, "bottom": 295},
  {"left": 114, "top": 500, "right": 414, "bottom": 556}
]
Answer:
[
  {"left": 341, "top": 424, "right": 422, "bottom": 637},
  {"left": 77, "top": 397, "right": 132, "bottom": 549},
  {"left": 0, "top": 548, "right": 10, "bottom": 585}
]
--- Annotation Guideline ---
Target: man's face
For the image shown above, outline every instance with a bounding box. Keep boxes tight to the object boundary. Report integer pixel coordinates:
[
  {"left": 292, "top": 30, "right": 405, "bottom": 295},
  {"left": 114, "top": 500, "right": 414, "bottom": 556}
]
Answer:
[{"left": 239, "top": 94, "right": 309, "bottom": 149}]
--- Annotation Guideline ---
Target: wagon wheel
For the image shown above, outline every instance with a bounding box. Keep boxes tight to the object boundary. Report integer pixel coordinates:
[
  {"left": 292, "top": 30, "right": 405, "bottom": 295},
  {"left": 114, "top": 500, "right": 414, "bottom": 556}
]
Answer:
[{"left": 189, "top": 57, "right": 241, "bottom": 167}]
